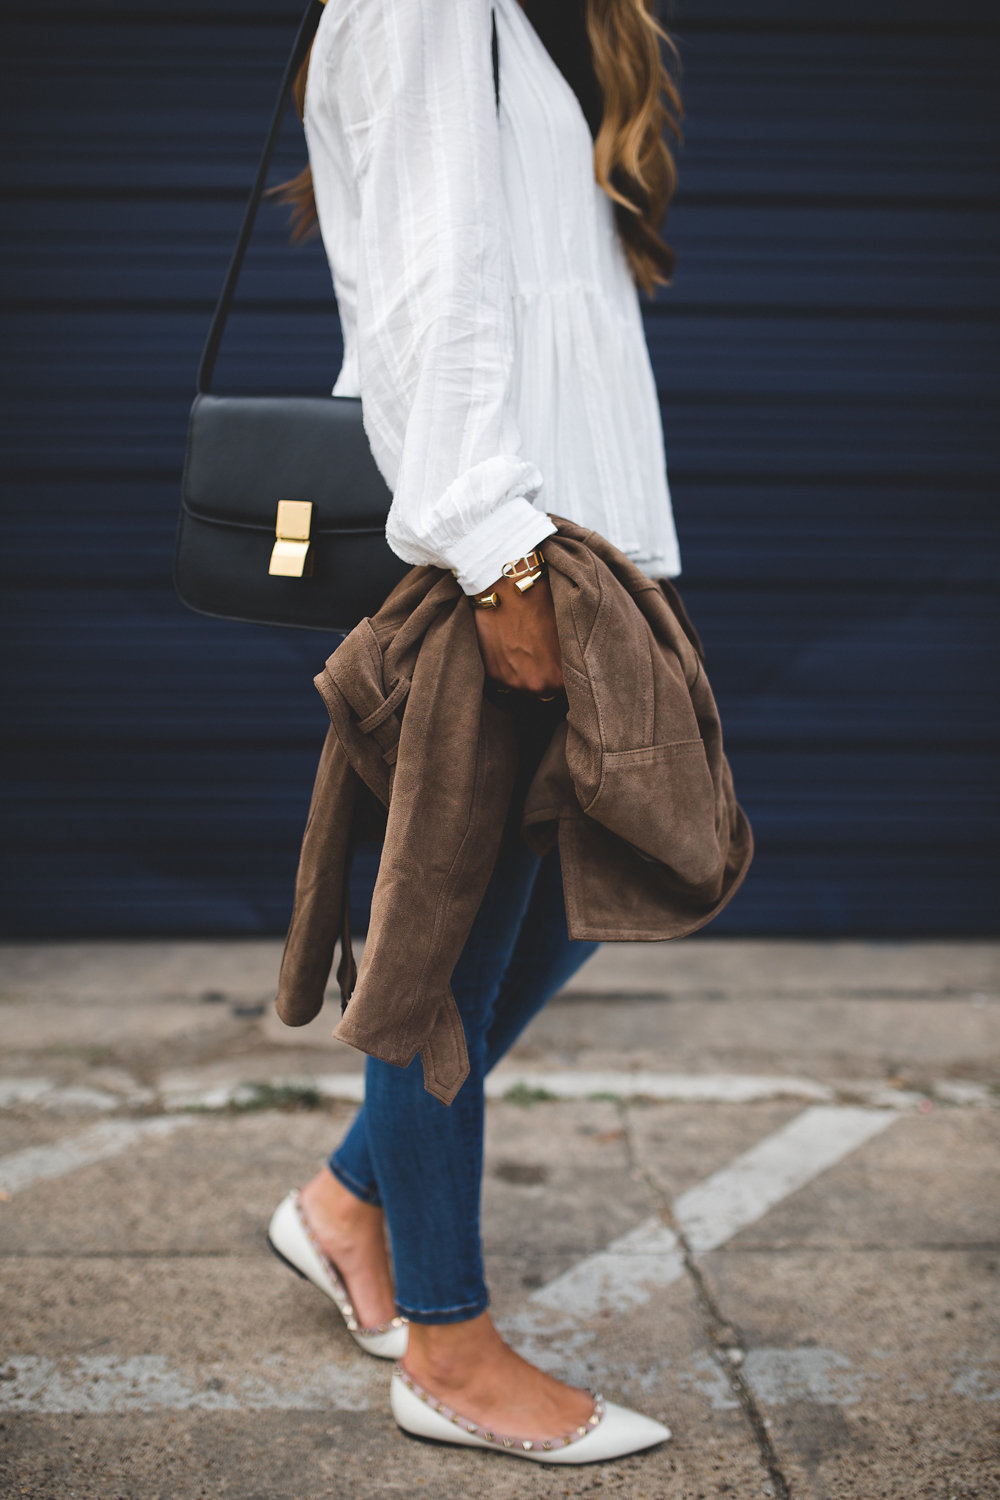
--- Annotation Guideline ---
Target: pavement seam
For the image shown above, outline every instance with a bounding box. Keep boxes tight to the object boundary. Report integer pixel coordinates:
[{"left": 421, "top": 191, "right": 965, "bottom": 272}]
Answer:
[{"left": 619, "top": 1099, "right": 794, "bottom": 1500}]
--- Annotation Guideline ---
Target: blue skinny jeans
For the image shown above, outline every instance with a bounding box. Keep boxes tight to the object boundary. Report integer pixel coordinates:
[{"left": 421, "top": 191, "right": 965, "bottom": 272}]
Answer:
[{"left": 329, "top": 709, "right": 598, "bottom": 1323}]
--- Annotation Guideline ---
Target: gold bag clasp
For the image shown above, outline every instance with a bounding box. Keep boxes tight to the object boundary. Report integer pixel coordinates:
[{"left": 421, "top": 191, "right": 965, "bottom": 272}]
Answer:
[{"left": 269, "top": 499, "right": 314, "bottom": 578}]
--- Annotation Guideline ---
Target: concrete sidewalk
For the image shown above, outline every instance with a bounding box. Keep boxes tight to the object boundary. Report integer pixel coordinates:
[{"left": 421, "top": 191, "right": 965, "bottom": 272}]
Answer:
[{"left": 1, "top": 939, "right": 997, "bottom": 1499}]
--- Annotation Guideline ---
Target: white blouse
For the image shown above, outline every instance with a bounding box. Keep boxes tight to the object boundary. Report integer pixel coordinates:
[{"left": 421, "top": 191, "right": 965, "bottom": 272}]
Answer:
[{"left": 304, "top": 0, "right": 681, "bottom": 595}]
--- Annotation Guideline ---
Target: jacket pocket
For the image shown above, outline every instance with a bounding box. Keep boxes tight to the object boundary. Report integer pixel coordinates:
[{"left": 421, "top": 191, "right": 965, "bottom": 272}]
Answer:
[{"left": 583, "top": 740, "right": 721, "bottom": 887}]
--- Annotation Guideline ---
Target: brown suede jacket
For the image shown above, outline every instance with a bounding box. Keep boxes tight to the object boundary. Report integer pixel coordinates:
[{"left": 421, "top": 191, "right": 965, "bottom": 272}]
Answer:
[{"left": 275, "top": 518, "right": 753, "bottom": 1104}]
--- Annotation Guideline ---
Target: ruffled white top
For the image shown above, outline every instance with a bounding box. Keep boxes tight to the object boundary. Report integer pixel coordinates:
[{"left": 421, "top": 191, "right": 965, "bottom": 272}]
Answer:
[{"left": 304, "top": 0, "right": 680, "bottom": 594}]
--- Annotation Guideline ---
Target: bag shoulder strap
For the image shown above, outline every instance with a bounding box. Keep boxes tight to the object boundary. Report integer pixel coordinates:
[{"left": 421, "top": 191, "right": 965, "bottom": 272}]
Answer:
[{"left": 198, "top": 1, "right": 502, "bottom": 395}]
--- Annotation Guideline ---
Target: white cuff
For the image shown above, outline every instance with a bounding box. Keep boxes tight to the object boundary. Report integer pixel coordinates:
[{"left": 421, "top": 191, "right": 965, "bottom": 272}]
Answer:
[{"left": 442, "top": 501, "right": 558, "bottom": 595}]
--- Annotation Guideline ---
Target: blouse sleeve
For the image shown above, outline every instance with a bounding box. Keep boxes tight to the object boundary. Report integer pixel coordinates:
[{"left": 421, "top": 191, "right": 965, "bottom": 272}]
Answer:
[{"left": 315, "top": 0, "right": 555, "bottom": 595}]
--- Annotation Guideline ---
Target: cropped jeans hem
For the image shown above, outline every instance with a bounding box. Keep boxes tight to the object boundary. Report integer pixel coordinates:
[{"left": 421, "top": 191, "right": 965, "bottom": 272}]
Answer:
[
  {"left": 328, "top": 1158, "right": 382, "bottom": 1207},
  {"left": 395, "top": 1292, "right": 490, "bottom": 1326}
]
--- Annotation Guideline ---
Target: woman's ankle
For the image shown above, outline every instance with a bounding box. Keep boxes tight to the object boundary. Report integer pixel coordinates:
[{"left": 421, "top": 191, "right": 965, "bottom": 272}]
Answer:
[
  {"left": 300, "top": 1167, "right": 380, "bottom": 1231},
  {"left": 404, "top": 1312, "right": 505, "bottom": 1388}
]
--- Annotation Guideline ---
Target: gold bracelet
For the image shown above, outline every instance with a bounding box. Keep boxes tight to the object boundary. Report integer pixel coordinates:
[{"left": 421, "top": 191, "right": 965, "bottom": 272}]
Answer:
[{"left": 470, "top": 550, "right": 546, "bottom": 609}]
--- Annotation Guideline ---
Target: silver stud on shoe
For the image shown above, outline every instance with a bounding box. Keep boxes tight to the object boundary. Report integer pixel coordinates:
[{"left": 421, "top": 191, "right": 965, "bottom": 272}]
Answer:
[{"left": 391, "top": 1367, "right": 610, "bottom": 1458}]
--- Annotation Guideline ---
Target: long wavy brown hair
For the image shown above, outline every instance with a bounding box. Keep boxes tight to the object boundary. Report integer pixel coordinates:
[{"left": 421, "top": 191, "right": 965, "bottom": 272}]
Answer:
[{"left": 274, "top": 0, "right": 683, "bottom": 295}]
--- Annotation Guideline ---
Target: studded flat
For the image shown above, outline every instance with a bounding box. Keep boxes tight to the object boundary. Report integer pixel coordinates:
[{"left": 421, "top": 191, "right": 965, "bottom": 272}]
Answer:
[
  {"left": 266, "top": 1190, "right": 408, "bottom": 1360},
  {"left": 390, "top": 1365, "right": 671, "bottom": 1464}
]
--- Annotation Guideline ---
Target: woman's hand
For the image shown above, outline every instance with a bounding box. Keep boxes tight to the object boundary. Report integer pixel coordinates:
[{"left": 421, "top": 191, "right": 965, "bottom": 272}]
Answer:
[{"left": 472, "top": 571, "right": 564, "bottom": 696}]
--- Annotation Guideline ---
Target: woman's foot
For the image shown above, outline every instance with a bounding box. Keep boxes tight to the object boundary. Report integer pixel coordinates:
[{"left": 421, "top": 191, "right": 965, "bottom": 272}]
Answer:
[
  {"left": 298, "top": 1167, "right": 398, "bottom": 1330},
  {"left": 402, "top": 1311, "right": 595, "bottom": 1443}
]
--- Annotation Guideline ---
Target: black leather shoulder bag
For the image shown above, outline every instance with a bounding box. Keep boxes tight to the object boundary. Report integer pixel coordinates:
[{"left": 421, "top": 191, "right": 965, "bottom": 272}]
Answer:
[{"left": 174, "top": 0, "right": 500, "bottom": 633}]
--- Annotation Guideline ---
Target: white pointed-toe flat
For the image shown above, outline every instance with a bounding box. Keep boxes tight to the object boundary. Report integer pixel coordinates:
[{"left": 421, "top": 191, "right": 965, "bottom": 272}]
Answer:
[
  {"left": 390, "top": 1366, "right": 671, "bottom": 1464},
  {"left": 266, "top": 1190, "right": 408, "bottom": 1360}
]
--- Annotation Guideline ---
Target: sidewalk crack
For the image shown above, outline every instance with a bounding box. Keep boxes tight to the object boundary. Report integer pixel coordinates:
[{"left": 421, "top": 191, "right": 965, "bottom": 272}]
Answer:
[{"left": 619, "top": 1101, "right": 793, "bottom": 1500}]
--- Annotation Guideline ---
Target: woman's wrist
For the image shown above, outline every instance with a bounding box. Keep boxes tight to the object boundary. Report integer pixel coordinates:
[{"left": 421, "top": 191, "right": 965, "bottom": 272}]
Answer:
[
  {"left": 470, "top": 559, "right": 563, "bottom": 697},
  {"left": 443, "top": 505, "right": 556, "bottom": 598},
  {"left": 470, "top": 549, "right": 547, "bottom": 609}
]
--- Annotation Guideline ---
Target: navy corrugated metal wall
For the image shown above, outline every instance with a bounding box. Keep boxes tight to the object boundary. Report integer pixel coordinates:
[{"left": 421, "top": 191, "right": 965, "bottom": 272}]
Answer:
[{"left": 2, "top": 0, "right": 998, "bottom": 937}]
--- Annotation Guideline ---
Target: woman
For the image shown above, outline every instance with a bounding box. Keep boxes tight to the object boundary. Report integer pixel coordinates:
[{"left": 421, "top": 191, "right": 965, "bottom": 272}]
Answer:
[{"left": 268, "top": 0, "right": 684, "bottom": 1464}]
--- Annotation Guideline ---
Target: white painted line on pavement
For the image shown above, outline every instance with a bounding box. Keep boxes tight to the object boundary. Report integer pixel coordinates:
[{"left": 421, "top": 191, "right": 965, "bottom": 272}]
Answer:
[
  {"left": 0, "top": 1116, "right": 196, "bottom": 1197},
  {"left": 0, "top": 1079, "right": 55, "bottom": 1108},
  {"left": 486, "top": 1071, "right": 835, "bottom": 1103},
  {"left": 929, "top": 1079, "right": 995, "bottom": 1107},
  {"left": 313, "top": 1073, "right": 366, "bottom": 1102},
  {"left": 530, "top": 1105, "right": 896, "bottom": 1316},
  {"left": 159, "top": 1074, "right": 366, "bottom": 1111},
  {"left": 0, "top": 1354, "right": 375, "bottom": 1414},
  {"left": 529, "top": 1215, "right": 688, "bottom": 1317},
  {"left": 677, "top": 1104, "right": 895, "bottom": 1253}
]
